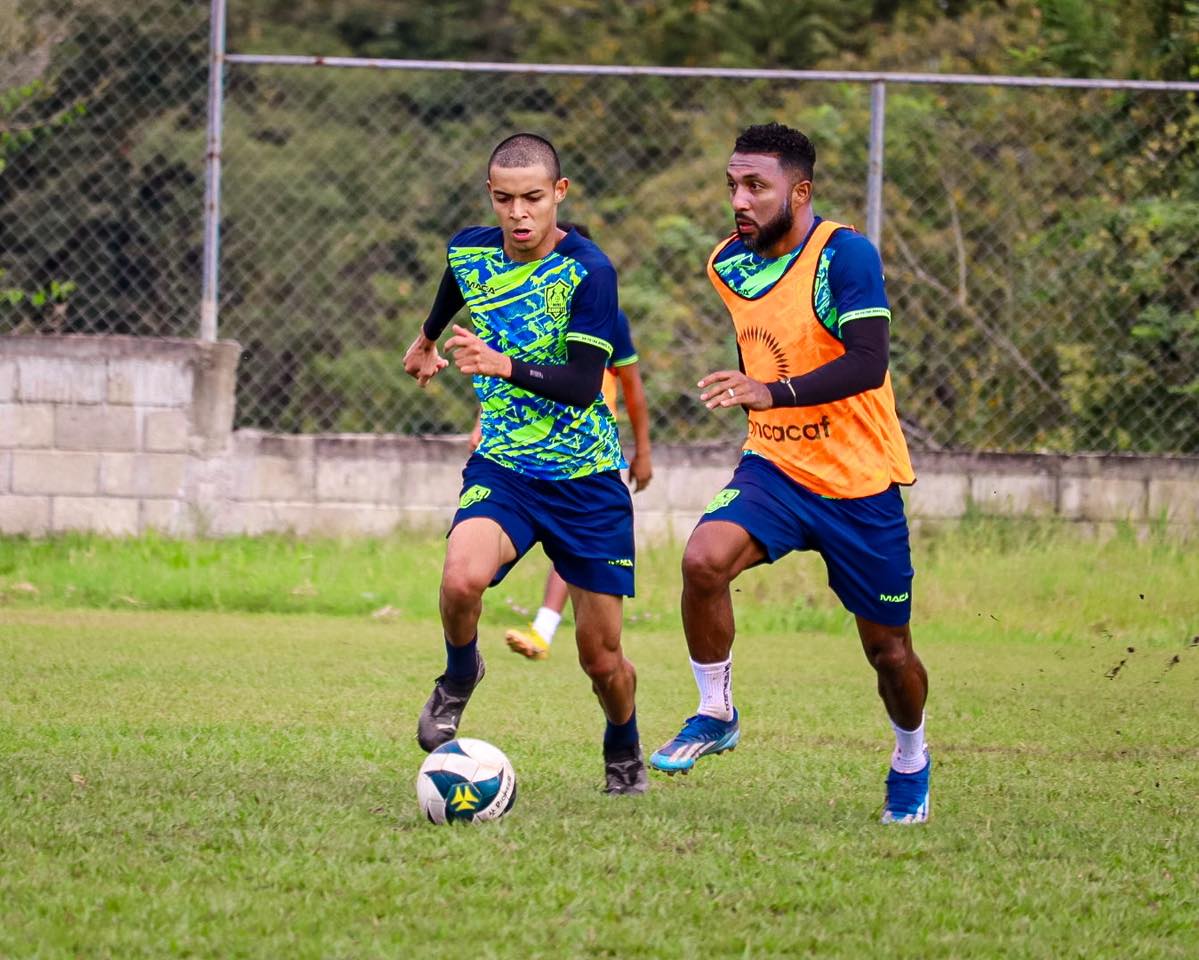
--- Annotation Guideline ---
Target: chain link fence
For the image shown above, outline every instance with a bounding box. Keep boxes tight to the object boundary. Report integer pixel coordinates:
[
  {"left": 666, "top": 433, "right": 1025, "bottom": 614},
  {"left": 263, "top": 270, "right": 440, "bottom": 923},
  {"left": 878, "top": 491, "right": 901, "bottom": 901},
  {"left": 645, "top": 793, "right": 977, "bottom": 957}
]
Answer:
[
  {"left": 1, "top": 1, "right": 209, "bottom": 337},
  {"left": 4, "top": 3, "right": 1198, "bottom": 453}
]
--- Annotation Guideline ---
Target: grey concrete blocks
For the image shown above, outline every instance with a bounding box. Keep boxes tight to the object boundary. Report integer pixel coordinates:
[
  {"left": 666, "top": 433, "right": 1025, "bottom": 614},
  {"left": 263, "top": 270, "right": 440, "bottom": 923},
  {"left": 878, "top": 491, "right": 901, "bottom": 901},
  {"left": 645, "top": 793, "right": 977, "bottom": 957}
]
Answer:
[
  {"left": 230, "top": 433, "right": 316, "bottom": 502},
  {"left": 144, "top": 410, "right": 190, "bottom": 452},
  {"left": 316, "top": 458, "right": 405, "bottom": 504},
  {"left": 1059, "top": 476, "right": 1148, "bottom": 521},
  {"left": 55, "top": 405, "right": 139, "bottom": 451},
  {"left": 53, "top": 496, "right": 139, "bottom": 535},
  {"left": 100, "top": 453, "right": 188, "bottom": 498},
  {"left": 0, "top": 359, "right": 15, "bottom": 402},
  {"left": 969, "top": 473, "right": 1058, "bottom": 516},
  {"left": 17, "top": 356, "right": 107, "bottom": 404},
  {"left": 0, "top": 403, "right": 54, "bottom": 448},
  {"left": 1149, "top": 479, "right": 1199, "bottom": 523},
  {"left": 107, "top": 357, "right": 195, "bottom": 407},
  {"left": 0, "top": 495, "right": 51, "bottom": 535},
  {"left": 12, "top": 451, "right": 101, "bottom": 496},
  {"left": 903, "top": 473, "right": 970, "bottom": 518}
]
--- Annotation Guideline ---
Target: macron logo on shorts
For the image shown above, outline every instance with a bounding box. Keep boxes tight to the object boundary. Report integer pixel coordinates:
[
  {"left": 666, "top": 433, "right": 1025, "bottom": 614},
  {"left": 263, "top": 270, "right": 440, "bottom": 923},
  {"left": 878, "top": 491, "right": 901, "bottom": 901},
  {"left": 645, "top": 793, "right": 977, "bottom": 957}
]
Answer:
[
  {"left": 705, "top": 489, "right": 741, "bottom": 514},
  {"left": 879, "top": 592, "right": 910, "bottom": 603},
  {"left": 459, "top": 485, "right": 492, "bottom": 509}
]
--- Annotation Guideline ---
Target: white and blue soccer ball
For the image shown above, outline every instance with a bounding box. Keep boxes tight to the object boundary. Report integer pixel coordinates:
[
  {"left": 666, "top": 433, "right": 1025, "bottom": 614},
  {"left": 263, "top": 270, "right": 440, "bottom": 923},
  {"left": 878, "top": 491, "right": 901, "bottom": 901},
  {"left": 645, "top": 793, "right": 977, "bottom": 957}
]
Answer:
[{"left": 416, "top": 738, "right": 517, "bottom": 824}]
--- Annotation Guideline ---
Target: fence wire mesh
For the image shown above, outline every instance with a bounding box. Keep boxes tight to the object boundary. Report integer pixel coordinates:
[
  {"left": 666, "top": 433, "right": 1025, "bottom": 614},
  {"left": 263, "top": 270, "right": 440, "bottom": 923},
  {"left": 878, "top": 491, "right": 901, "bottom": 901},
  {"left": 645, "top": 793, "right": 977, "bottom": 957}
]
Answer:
[
  {"left": 3, "top": 4, "right": 1198, "bottom": 454},
  {"left": 1, "top": 1, "right": 209, "bottom": 337}
]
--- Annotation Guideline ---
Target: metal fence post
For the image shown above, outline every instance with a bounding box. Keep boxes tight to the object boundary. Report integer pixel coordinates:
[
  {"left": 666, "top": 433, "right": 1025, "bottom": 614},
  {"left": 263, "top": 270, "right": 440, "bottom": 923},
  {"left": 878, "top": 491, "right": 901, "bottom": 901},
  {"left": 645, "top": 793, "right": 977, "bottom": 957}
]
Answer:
[
  {"left": 199, "top": 0, "right": 227, "bottom": 342},
  {"left": 866, "top": 80, "right": 886, "bottom": 250}
]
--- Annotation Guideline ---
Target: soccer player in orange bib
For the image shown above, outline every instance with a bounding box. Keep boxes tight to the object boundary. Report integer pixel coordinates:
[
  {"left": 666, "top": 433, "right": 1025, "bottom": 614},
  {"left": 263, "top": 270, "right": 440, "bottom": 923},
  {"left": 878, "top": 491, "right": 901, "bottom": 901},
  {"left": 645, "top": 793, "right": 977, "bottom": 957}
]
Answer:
[{"left": 649, "top": 123, "right": 931, "bottom": 823}]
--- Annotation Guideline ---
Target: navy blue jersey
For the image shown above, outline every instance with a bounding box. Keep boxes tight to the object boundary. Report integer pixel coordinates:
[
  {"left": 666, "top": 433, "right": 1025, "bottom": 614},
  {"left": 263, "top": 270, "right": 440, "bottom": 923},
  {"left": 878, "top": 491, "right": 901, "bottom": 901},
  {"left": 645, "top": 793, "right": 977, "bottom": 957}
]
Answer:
[{"left": 447, "top": 226, "right": 625, "bottom": 480}]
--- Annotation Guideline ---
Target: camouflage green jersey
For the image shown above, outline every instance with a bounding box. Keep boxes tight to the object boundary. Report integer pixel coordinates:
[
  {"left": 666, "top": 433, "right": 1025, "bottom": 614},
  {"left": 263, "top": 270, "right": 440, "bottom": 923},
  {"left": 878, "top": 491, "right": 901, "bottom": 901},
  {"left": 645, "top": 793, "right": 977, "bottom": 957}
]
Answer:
[{"left": 447, "top": 225, "right": 626, "bottom": 480}]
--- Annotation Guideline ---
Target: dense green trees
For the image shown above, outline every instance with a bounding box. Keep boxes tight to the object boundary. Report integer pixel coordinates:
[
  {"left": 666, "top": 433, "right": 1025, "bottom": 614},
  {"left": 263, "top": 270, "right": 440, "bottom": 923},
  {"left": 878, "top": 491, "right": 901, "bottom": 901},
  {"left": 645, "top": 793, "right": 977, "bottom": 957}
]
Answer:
[{"left": 2, "top": 0, "right": 1197, "bottom": 450}]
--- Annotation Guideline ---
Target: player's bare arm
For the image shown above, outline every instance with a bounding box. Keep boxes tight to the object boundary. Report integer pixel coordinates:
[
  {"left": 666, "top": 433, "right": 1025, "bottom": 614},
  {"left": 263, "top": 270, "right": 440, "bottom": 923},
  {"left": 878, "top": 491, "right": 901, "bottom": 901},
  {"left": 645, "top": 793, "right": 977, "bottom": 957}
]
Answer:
[
  {"left": 615, "top": 363, "right": 653, "bottom": 491},
  {"left": 403, "top": 333, "right": 450, "bottom": 387},
  {"left": 698, "top": 369, "right": 772, "bottom": 411}
]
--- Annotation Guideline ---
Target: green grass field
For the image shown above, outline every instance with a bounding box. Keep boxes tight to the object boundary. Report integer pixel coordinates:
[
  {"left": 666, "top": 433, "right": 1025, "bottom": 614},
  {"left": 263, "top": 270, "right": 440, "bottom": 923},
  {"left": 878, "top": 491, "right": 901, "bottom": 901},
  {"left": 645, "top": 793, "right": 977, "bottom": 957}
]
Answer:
[{"left": 1, "top": 524, "right": 1196, "bottom": 958}]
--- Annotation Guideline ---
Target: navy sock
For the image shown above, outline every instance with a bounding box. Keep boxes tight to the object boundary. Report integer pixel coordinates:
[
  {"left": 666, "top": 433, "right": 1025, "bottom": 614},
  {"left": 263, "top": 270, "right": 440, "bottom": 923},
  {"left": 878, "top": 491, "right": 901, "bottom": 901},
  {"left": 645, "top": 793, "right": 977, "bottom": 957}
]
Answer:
[
  {"left": 603, "top": 709, "right": 639, "bottom": 753},
  {"left": 444, "top": 635, "right": 478, "bottom": 681}
]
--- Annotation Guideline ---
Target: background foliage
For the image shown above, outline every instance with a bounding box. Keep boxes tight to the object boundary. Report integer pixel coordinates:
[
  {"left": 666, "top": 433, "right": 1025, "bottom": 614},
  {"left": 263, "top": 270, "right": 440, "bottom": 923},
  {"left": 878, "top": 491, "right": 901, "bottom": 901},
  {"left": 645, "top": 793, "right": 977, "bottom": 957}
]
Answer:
[{"left": 2, "top": 0, "right": 1197, "bottom": 451}]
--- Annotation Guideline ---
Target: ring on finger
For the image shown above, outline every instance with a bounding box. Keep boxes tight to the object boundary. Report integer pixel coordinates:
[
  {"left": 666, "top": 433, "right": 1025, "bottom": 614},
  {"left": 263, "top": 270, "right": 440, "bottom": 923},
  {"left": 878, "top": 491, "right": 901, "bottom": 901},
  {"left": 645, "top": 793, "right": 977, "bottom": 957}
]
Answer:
[{"left": 727, "top": 387, "right": 735, "bottom": 398}]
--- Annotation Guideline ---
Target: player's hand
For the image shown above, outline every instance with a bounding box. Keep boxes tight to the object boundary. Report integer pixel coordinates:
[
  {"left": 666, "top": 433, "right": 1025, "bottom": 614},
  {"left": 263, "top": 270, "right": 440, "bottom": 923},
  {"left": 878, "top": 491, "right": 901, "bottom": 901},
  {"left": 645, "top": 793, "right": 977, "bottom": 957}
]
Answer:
[
  {"left": 698, "top": 370, "right": 771, "bottom": 411},
  {"left": 445, "top": 324, "right": 513, "bottom": 379},
  {"left": 403, "top": 333, "right": 449, "bottom": 387},
  {"left": 628, "top": 451, "right": 653, "bottom": 492}
]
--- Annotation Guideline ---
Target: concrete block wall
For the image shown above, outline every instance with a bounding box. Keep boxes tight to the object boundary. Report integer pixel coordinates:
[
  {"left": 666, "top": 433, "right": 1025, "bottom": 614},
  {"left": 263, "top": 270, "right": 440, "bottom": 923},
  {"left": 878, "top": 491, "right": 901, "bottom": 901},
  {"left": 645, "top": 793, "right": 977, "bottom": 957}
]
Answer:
[
  {"left": 3, "top": 336, "right": 1199, "bottom": 539},
  {"left": 0, "top": 336, "right": 239, "bottom": 537},
  {"left": 209, "top": 432, "right": 458, "bottom": 538}
]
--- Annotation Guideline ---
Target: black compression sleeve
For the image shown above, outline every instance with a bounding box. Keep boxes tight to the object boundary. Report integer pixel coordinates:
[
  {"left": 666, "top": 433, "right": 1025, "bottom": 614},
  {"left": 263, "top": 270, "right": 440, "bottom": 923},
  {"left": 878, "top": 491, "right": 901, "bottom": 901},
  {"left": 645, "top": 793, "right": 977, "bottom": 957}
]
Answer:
[
  {"left": 766, "top": 315, "right": 890, "bottom": 407},
  {"left": 421, "top": 266, "right": 466, "bottom": 340},
  {"left": 508, "top": 340, "right": 608, "bottom": 407}
]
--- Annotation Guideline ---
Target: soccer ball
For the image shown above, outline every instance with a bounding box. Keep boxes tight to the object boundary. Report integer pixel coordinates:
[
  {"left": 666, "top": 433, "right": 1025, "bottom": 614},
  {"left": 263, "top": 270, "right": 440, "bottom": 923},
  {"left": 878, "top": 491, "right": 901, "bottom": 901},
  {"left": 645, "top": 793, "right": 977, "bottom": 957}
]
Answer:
[{"left": 416, "top": 738, "right": 517, "bottom": 824}]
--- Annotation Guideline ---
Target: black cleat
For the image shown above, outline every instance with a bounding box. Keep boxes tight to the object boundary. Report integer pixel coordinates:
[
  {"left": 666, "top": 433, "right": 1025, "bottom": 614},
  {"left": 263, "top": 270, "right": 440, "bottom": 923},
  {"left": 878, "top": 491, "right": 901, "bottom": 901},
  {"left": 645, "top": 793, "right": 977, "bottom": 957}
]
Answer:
[
  {"left": 603, "top": 743, "right": 649, "bottom": 796},
  {"left": 416, "top": 654, "right": 485, "bottom": 752}
]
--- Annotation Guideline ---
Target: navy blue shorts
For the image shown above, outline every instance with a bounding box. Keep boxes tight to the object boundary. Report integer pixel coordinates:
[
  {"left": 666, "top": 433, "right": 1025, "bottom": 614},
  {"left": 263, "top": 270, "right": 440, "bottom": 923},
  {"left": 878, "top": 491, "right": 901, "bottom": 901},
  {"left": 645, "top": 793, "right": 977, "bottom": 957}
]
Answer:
[
  {"left": 451, "top": 454, "right": 635, "bottom": 597},
  {"left": 697, "top": 454, "right": 914, "bottom": 626}
]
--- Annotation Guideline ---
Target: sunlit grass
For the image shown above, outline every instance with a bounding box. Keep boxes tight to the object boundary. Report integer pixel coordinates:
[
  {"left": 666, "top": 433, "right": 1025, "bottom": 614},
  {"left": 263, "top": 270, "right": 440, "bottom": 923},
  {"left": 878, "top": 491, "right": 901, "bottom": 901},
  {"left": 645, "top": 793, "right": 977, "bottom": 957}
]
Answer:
[{"left": 1, "top": 524, "right": 1196, "bottom": 957}]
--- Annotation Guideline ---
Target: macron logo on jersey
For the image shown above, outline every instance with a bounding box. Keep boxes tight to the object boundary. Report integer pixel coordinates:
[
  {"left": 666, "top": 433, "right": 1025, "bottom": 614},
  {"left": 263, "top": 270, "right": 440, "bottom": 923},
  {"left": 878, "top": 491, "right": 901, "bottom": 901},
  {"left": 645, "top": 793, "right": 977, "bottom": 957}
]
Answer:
[
  {"left": 459, "top": 485, "right": 491, "bottom": 509},
  {"left": 705, "top": 489, "right": 741, "bottom": 514}
]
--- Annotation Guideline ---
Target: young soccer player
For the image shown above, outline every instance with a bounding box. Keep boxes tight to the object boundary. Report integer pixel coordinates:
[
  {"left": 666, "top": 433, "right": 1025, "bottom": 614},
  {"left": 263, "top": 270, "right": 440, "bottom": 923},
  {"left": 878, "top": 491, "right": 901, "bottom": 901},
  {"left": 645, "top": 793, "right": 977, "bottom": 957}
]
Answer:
[
  {"left": 499, "top": 226, "right": 653, "bottom": 659},
  {"left": 403, "top": 133, "right": 647, "bottom": 795},
  {"left": 649, "top": 123, "right": 931, "bottom": 823}
]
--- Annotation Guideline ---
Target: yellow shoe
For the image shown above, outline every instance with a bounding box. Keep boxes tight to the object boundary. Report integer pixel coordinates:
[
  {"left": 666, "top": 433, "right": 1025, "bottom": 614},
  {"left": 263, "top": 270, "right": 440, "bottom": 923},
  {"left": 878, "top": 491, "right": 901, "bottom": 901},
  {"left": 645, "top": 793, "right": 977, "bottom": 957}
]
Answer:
[{"left": 505, "top": 624, "right": 550, "bottom": 660}]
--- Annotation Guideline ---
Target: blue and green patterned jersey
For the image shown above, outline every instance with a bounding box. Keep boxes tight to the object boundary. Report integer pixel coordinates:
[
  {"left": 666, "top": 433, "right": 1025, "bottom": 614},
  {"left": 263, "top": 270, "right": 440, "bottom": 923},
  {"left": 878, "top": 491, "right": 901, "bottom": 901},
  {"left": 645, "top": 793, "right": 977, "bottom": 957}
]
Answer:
[
  {"left": 712, "top": 217, "right": 891, "bottom": 339},
  {"left": 447, "top": 225, "right": 626, "bottom": 480}
]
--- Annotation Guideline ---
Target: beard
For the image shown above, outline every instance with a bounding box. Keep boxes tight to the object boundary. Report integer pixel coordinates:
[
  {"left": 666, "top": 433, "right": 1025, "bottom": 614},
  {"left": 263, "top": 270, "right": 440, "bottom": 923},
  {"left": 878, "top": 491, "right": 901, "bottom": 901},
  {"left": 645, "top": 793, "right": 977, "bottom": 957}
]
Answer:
[{"left": 738, "top": 197, "right": 793, "bottom": 254}]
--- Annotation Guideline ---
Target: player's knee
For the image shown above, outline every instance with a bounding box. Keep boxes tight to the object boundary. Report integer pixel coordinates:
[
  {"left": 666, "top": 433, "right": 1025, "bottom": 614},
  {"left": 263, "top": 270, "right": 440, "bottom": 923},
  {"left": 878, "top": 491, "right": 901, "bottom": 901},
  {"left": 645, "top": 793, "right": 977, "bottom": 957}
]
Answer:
[
  {"left": 439, "top": 566, "right": 487, "bottom": 611},
  {"left": 578, "top": 646, "right": 621, "bottom": 686},
  {"left": 866, "top": 636, "right": 910, "bottom": 675},
  {"left": 681, "top": 544, "right": 733, "bottom": 593}
]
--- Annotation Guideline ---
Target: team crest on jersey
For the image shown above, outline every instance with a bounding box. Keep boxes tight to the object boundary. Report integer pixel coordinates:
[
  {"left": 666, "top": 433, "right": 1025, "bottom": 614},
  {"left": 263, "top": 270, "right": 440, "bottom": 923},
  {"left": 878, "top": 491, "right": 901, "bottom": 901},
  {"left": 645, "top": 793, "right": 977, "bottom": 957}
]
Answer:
[
  {"left": 705, "top": 489, "right": 741, "bottom": 514},
  {"left": 543, "top": 279, "right": 571, "bottom": 320},
  {"left": 459, "top": 485, "right": 492, "bottom": 508}
]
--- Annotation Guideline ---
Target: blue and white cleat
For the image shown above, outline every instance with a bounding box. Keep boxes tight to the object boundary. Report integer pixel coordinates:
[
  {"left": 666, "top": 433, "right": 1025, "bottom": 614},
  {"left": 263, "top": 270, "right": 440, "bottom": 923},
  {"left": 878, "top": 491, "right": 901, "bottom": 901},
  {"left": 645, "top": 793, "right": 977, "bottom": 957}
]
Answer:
[
  {"left": 881, "top": 749, "right": 931, "bottom": 824},
  {"left": 649, "top": 709, "right": 740, "bottom": 775}
]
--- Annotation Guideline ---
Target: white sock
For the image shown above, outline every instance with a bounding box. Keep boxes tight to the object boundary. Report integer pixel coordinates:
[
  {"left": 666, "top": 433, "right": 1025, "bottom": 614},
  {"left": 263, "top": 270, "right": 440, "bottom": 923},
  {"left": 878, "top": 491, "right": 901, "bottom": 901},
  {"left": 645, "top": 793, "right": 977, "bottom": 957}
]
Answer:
[
  {"left": 531, "top": 606, "right": 561, "bottom": 645},
  {"left": 890, "top": 714, "right": 927, "bottom": 773},
  {"left": 691, "top": 657, "right": 734, "bottom": 721}
]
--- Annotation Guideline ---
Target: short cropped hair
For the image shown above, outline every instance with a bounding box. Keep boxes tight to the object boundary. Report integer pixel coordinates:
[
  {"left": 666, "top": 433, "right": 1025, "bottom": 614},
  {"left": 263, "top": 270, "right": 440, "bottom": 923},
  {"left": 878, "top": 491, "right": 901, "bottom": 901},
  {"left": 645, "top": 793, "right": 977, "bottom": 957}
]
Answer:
[
  {"left": 733, "top": 123, "right": 816, "bottom": 181},
  {"left": 489, "top": 133, "right": 561, "bottom": 182}
]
